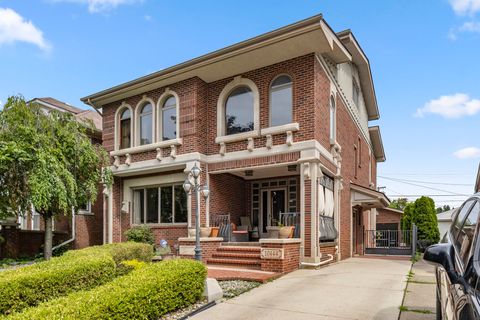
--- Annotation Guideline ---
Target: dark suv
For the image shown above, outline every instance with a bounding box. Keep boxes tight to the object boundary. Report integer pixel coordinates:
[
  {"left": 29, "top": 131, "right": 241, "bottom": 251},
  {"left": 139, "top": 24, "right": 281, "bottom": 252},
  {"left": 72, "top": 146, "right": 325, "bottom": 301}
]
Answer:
[{"left": 424, "top": 194, "right": 480, "bottom": 319}]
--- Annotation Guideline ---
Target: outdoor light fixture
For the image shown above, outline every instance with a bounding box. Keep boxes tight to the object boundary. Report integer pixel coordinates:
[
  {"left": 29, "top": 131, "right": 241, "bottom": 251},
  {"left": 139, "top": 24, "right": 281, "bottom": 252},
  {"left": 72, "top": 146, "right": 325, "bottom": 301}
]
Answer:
[{"left": 183, "top": 162, "right": 209, "bottom": 261}]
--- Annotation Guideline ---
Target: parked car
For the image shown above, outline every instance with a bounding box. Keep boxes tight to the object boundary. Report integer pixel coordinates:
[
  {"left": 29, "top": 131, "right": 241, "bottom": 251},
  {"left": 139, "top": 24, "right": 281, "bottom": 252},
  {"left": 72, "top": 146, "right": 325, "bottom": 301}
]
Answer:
[{"left": 424, "top": 193, "right": 480, "bottom": 319}]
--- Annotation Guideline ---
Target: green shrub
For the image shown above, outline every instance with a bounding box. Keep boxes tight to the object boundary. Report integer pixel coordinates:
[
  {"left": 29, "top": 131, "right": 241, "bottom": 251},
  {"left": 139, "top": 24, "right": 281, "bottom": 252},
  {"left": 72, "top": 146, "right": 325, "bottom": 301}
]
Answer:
[
  {"left": 0, "top": 242, "right": 153, "bottom": 315},
  {"left": 124, "top": 225, "right": 155, "bottom": 245},
  {"left": 6, "top": 259, "right": 207, "bottom": 320}
]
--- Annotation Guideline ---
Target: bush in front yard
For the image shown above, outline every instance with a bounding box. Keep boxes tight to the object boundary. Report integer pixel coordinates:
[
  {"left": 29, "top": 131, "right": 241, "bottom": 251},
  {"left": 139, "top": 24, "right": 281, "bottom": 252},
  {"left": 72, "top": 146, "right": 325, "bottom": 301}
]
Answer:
[
  {"left": 0, "top": 242, "right": 153, "bottom": 315},
  {"left": 6, "top": 259, "right": 207, "bottom": 320},
  {"left": 124, "top": 225, "right": 155, "bottom": 245}
]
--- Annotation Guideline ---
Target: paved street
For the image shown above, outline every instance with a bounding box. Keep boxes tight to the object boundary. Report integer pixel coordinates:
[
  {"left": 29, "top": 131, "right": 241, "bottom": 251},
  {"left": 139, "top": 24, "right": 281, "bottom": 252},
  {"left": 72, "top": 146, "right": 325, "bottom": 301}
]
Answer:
[
  {"left": 193, "top": 257, "right": 411, "bottom": 320},
  {"left": 400, "top": 259, "right": 437, "bottom": 320}
]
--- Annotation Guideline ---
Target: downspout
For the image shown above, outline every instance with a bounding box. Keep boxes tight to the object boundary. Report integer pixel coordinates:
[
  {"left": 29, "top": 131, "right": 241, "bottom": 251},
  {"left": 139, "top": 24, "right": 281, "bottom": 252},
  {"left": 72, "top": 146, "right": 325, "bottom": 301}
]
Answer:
[{"left": 52, "top": 207, "right": 76, "bottom": 252}]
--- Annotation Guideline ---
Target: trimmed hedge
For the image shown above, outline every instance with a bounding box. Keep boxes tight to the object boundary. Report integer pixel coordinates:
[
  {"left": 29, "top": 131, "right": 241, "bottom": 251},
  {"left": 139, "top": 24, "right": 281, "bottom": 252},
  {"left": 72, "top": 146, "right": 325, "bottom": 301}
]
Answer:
[
  {"left": 0, "top": 242, "right": 153, "bottom": 315},
  {"left": 6, "top": 259, "right": 207, "bottom": 320}
]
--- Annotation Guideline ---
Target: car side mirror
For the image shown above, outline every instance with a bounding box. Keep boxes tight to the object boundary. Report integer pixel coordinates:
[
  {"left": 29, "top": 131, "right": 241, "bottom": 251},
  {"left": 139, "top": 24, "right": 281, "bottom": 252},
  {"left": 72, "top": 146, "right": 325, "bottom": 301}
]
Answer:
[{"left": 424, "top": 243, "right": 460, "bottom": 284}]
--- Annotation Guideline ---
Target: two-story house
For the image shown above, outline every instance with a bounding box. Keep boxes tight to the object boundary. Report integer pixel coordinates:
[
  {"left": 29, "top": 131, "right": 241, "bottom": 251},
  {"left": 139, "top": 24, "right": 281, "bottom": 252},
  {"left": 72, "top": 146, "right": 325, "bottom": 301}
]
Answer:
[{"left": 81, "top": 14, "right": 388, "bottom": 266}]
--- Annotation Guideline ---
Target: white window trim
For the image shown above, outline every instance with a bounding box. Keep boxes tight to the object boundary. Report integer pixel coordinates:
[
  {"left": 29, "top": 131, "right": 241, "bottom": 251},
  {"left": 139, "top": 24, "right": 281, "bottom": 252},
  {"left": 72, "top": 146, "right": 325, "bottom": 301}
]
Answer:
[
  {"left": 329, "top": 94, "right": 337, "bottom": 145},
  {"left": 110, "top": 138, "right": 183, "bottom": 157},
  {"left": 216, "top": 76, "right": 260, "bottom": 144},
  {"left": 157, "top": 89, "right": 181, "bottom": 142},
  {"left": 134, "top": 95, "right": 156, "bottom": 147},
  {"left": 78, "top": 201, "right": 93, "bottom": 215},
  {"left": 114, "top": 102, "right": 134, "bottom": 151},
  {"left": 269, "top": 74, "right": 293, "bottom": 127}
]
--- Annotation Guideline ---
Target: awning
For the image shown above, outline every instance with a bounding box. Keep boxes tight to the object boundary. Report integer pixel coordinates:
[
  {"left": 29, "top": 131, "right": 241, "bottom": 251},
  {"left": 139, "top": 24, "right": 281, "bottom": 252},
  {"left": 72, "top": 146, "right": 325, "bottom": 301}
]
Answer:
[{"left": 350, "top": 183, "right": 390, "bottom": 209}]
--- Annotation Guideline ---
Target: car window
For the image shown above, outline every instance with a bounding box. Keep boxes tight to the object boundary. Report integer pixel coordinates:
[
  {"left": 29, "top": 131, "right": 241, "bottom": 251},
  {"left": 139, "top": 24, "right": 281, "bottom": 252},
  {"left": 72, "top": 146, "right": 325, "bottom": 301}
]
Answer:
[
  {"left": 455, "top": 201, "right": 479, "bottom": 266},
  {"left": 451, "top": 200, "right": 476, "bottom": 241}
]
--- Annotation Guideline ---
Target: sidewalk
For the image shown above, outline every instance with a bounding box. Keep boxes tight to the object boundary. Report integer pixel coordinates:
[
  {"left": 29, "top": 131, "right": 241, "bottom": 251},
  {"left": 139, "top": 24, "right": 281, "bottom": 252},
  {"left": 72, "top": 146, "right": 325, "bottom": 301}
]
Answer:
[{"left": 399, "top": 259, "right": 437, "bottom": 320}]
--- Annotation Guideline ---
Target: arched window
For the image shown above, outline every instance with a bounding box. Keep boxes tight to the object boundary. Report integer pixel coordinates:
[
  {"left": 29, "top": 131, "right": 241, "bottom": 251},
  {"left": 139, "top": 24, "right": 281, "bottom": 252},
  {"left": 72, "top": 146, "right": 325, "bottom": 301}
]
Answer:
[
  {"left": 225, "top": 86, "right": 254, "bottom": 135},
  {"left": 329, "top": 95, "right": 336, "bottom": 142},
  {"left": 270, "top": 75, "right": 292, "bottom": 126},
  {"left": 119, "top": 108, "right": 132, "bottom": 149},
  {"left": 139, "top": 103, "right": 153, "bottom": 145},
  {"left": 162, "top": 96, "right": 177, "bottom": 141}
]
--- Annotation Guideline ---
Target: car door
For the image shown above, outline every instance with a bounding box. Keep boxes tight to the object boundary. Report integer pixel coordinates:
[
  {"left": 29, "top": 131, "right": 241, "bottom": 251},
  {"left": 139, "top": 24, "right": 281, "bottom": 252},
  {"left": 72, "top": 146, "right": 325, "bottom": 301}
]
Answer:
[{"left": 451, "top": 200, "right": 480, "bottom": 319}]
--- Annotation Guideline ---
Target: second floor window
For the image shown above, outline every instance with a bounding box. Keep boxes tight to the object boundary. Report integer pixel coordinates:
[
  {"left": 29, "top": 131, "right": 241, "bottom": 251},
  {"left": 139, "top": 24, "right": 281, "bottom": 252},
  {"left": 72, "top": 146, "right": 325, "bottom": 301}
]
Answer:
[
  {"left": 329, "top": 95, "right": 336, "bottom": 142},
  {"left": 270, "top": 75, "right": 293, "bottom": 126},
  {"left": 162, "top": 96, "right": 177, "bottom": 141},
  {"left": 225, "top": 86, "right": 254, "bottom": 135},
  {"left": 120, "top": 108, "right": 131, "bottom": 149},
  {"left": 139, "top": 103, "right": 153, "bottom": 145}
]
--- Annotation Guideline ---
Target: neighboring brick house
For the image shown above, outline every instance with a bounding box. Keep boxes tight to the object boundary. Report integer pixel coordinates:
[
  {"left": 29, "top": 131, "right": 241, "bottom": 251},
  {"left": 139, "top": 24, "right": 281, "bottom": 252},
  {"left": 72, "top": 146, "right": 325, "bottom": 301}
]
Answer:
[
  {"left": 16, "top": 97, "right": 104, "bottom": 250},
  {"left": 376, "top": 207, "right": 403, "bottom": 231},
  {"left": 81, "top": 14, "right": 388, "bottom": 265}
]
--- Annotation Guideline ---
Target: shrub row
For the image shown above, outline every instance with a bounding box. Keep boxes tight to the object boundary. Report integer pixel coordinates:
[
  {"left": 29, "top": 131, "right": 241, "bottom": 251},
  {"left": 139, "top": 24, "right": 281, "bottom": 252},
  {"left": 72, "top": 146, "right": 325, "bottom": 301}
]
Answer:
[
  {"left": 0, "top": 242, "right": 153, "bottom": 315},
  {"left": 6, "top": 259, "right": 207, "bottom": 320}
]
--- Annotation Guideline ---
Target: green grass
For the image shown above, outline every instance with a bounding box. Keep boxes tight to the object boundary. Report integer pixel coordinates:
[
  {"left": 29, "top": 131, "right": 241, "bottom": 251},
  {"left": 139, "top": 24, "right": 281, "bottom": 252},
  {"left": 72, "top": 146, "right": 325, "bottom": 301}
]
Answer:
[{"left": 399, "top": 306, "right": 434, "bottom": 314}]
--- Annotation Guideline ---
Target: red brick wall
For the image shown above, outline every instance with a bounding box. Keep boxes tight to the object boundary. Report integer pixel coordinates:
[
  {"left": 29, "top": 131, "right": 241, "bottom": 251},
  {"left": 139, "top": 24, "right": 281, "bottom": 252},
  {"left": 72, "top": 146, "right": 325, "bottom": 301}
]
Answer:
[
  {"left": 209, "top": 173, "right": 246, "bottom": 226},
  {"left": 376, "top": 208, "right": 402, "bottom": 228},
  {"left": 74, "top": 188, "right": 104, "bottom": 249},
  {"left": 320, "top": 242, "right": 337, "bottom": 263},
  {"left": 178, "top": 238, "right": 223, "bottom": 263},
  {"left": 260, "top": 242, "right": 300, "bottom": 273}
]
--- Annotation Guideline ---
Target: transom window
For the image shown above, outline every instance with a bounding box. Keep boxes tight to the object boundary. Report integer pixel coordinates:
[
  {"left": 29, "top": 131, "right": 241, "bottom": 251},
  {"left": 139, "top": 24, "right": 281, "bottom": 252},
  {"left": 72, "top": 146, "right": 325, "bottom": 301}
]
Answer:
[
  {"left": 133, "top": 184, "right": 187, "bottom": 224},
  {"left": 270, "top": 75, "right": 292, "bottom": 126},
  {"left": 162, "top": 96, "right": 177, "bottom": 141},
  {"left": 139, "top": 103, "right": 153, "bottom": 145},
  {"left": 225, "top": 86, "right": 254, "bottom": 135},
  {"left": 120, "top": 108, "right": 131, "bottom": 149}
]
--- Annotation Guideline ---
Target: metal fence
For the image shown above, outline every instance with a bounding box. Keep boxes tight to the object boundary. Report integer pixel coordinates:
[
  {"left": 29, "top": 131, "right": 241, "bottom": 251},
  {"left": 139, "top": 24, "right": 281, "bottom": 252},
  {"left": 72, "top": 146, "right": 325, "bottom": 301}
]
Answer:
[{"left": 364, "top": 228, "right": 414, "bottom": 256}]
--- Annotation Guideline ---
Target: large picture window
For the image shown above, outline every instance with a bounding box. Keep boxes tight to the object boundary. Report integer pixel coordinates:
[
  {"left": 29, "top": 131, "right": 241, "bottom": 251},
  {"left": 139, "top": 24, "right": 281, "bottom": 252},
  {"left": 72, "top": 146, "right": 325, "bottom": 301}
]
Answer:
[
  {"left": 162, "top": 96, "right": 177, "bottom": 141},
  {"left": 225, "top": 86, "right": 254, "bottom": 135},
  {"left": 270, "top": 75, "right": 292, "bottom": 126},
  {"left": 139, "top": 103, "right": 153, "bottom": 145},
  {"left": 133, "top": 184, "right": 187, "bottom": 224},
  {"left": 120, "top": 108, "right": 131, "bottom": 149},
  {"left": 318, "top": 175, "right": 337, "bottom": 241}
]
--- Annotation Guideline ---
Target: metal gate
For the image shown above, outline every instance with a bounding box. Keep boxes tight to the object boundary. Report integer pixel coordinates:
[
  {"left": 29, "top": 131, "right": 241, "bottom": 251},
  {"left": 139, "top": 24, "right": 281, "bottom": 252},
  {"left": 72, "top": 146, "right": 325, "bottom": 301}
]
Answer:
[{"left": 364, "top": 229, "right": 414, "bottom": 256}]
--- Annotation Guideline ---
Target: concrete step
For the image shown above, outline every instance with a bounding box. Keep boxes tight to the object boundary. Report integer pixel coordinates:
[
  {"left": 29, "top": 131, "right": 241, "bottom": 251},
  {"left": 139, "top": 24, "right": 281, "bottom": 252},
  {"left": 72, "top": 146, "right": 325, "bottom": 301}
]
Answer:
[{"left": 206, "top": 258, "right": 261, "bottom": 269}]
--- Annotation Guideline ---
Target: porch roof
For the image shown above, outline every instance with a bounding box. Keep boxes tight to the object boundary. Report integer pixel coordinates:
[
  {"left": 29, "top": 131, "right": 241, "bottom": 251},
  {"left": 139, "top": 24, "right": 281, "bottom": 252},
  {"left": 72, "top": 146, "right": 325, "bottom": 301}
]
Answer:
[{"left": 350, "top": 183, "right": 390, "bottom": 209}]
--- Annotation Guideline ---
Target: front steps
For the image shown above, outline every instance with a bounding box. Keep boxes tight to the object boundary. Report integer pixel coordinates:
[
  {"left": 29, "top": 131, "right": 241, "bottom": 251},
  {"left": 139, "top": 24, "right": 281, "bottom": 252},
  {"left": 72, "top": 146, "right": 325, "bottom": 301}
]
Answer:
[{"left": 207, "top": 243, "right": 262, "bottom": 270}]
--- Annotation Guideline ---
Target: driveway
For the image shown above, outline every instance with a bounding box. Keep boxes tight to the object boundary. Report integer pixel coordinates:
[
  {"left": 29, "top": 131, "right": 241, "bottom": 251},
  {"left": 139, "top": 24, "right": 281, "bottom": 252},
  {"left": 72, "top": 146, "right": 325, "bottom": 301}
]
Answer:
[{"left": 193, "top": 257, "right": 411, "bottom": 320}]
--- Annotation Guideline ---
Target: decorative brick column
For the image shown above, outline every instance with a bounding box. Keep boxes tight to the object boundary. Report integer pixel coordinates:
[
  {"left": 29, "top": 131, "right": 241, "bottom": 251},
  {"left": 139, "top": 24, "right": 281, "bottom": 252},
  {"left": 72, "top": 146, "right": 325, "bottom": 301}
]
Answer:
[
  {"left": 260, "top": 238, "right": 301, "bottom": 273},
  {"left": 178, "top": 237, "right": 223, "bottom": 263},
  {"left": 1, "top": 224, "right": 20, "bottom": 259}
]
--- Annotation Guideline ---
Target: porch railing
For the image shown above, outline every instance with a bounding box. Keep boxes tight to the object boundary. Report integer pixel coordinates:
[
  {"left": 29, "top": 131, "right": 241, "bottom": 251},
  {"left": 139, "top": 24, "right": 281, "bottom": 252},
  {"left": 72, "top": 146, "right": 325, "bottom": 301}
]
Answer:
[{"left": 280, "top": 212, "right": 301, "bottom": 238}]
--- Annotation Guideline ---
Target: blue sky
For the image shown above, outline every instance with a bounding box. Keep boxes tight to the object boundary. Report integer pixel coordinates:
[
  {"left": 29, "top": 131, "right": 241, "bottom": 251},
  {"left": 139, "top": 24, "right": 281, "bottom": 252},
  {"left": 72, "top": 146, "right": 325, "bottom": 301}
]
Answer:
[{"left": 1, "top": 0, "right": 479, "bottom": 208}]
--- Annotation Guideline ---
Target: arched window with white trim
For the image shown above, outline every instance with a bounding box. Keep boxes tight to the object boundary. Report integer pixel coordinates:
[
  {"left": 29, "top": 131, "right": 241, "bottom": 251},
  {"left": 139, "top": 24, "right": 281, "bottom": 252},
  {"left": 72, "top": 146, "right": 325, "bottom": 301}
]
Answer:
[
  {"left": 162, "top": 96, "right": 177, "bottom": 141},
  {"left": 225, "top": 86, "right": 254, "bottom": 135},
  {"left": 329, "top": 95, "right": 336, "bottom": 142},
  {"left": 139, "top": 103, "right": 153, "bottom": 145},
  {"left": 270, "top": 75, "right": 292, "bottom": 126},
  {"left": 119, "top": 108, "right": 132, "bottom": 149}
]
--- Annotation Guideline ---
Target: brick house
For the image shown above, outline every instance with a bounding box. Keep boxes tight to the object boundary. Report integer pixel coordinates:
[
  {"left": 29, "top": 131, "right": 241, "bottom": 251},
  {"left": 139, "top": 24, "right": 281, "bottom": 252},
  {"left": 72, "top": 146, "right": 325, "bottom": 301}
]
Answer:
[
  {"left": 376, "top": 207, "right": 403, "bottom": 232},
  {"left": 14, "top": 97, "right": 104, "bottom": 250},
  {"left": 81, "top": 14, "right": 388, "bottom": 266}
]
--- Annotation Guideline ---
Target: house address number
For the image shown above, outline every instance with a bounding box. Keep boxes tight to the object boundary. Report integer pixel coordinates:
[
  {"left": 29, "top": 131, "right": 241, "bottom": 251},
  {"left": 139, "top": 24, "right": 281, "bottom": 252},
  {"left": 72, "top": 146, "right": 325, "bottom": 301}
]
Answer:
[{"left": 260, "top": 248, "right": 284, "bottom": 260}]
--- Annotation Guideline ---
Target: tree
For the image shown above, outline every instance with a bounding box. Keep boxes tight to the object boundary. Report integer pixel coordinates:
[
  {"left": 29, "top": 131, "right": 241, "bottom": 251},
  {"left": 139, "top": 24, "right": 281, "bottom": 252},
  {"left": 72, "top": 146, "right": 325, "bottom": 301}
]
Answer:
[
  {"left": 390, "top": 198, "right": 408, "bottom": 211},
  {"left": 436, "top": 205, "right": 451, "bottom": 213},
  {"left": 0, "top": 96, "right": 109, "bottom": 259},
  {"left": 412, "top": 196, "right": 440, "bottom": 243},
  {"left": 401, "top": 202, "right": 414, "bottom": 230}
]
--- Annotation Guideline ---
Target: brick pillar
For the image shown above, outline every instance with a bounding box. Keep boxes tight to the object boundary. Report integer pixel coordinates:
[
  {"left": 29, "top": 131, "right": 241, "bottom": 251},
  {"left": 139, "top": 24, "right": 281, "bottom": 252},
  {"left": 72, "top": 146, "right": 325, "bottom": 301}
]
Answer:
[{"left": 1, "top": 224, "right": 20, "bottom": 259}]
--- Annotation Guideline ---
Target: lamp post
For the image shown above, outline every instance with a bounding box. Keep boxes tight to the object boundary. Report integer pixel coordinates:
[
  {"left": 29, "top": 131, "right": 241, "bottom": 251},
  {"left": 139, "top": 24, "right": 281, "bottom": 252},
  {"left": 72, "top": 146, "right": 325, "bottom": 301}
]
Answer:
[{"left": 183, "top": 163, "right": 210, "bottom": 261}]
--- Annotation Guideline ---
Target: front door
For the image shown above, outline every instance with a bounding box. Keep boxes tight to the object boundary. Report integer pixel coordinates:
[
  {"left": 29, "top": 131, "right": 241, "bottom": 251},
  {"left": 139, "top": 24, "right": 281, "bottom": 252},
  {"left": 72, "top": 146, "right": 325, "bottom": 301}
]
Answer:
[{"left": 260, "top": 189, "right": 286, "bottom": 237}]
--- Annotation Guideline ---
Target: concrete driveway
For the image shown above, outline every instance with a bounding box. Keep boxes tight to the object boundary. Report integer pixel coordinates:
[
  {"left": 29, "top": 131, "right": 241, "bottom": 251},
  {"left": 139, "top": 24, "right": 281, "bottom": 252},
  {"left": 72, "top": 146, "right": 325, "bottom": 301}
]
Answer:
[{"left": 193, "top": 257, "right": 411, "bottom": 320}]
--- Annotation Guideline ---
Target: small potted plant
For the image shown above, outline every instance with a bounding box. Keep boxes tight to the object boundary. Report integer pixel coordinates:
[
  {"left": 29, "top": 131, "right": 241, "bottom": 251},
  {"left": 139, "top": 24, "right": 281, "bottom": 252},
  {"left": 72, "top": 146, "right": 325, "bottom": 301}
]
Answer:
[
  {"left": 266, "top": 220, "right": 281, "bottom": 238},
  {"left": 200, "top": 224, "right": 211, "bottom": 238},
  {"left": 188, "top": 228, "right": 196, "bottom": 238},
  {"left": 279, "top": 225, "right": 294, "bottom": 239}
]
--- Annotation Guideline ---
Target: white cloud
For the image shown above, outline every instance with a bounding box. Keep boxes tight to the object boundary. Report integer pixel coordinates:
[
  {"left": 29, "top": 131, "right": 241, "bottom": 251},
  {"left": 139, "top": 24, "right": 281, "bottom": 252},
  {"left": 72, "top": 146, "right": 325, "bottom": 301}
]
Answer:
[
  {"left": 415, "top": 93, "right": 480, "bottom": 118},
  {"left": 0, "top": 8, "right": 50, "bottom": 51},
  {"left": 448, "top": 21, "right": 480, "bottom": 40},
  {"left": 144, "top": 14, "right": 152, "bottom": 21},
  {"left": 453, "top": 147, "right": 480, "bottom": 159},
  {"left": 449, "top": 0, "right": 480, "bottom": 15},
  {"left": 52, "top": 0, "right": 142, "bottom": 13}
]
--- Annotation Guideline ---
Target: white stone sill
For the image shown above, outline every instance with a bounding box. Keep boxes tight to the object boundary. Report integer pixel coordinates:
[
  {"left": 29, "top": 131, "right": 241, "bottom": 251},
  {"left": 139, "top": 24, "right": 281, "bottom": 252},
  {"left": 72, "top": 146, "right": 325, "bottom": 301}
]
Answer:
[
  {"left": 110, "top": 138, "right": 183, "bottom": 156},
  {"left": 259, "top": 238, "right": 302, "bottom": 244},
  {"left": 178, "top": 237, "right": 224, "bottom": 242},
  {"left": 215, "top": 131, "right": 259, "bottom": 144},
  {"left": 260, "top": 122, "right": 299, "bottom": 136}
]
